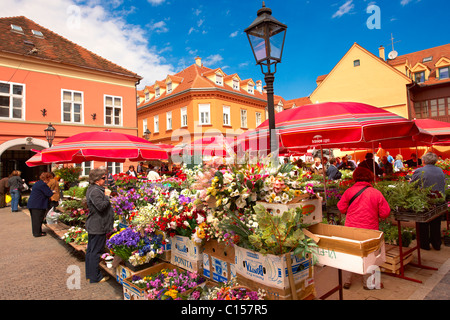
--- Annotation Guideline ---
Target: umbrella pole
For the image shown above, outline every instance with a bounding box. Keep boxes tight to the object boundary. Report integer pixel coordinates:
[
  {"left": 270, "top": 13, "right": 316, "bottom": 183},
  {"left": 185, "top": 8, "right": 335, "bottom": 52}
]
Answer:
[
  {"left": 320, "top": 145, "right": 327, "bottom": 202},
  {"left": 372, "top": 142, "right": 376, "bottom": 183}
]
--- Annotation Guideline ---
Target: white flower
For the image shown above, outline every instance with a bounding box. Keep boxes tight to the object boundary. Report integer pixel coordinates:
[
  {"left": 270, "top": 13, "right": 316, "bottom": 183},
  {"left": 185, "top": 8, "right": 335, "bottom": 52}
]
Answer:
[
  {"left": 196, "top": 215, "right": 205, "bottom": 224},
  {"left": 236, "top": 197, "right": 246, "bottom": 208}
]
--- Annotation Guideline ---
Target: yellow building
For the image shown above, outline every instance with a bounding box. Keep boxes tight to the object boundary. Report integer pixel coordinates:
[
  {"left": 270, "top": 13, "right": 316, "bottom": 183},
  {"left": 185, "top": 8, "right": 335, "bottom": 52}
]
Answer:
[{"left": 310, "top": 42, "right": 450, "bottom": 121}]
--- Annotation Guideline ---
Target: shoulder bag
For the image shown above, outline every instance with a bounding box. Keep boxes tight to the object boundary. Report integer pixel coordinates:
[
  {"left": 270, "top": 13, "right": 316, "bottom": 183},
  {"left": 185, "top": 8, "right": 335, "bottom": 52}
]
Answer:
[{"left": 348, "top": 185, "right": 370, "bottom": 207}]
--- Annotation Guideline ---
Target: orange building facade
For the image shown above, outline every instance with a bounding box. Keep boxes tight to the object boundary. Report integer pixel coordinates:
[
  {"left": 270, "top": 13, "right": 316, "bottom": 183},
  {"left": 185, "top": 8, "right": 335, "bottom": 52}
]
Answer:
[{"left": 0, "top": 16, "right": 141, "bottom": 181}]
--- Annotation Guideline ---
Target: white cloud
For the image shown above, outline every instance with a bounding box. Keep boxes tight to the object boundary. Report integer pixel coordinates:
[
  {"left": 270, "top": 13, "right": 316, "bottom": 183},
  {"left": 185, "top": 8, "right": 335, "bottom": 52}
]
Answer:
[
  {"left": 230, "top": 31, "right": 239, "bottom": 38},
  {"left": 0, "top": 0, "right": 174, "bottom": 88},
  {"left": 202, "top": 54, "right": 223, "bottom": 67},
  {"left": 400, "top": 0, "right": 413, "bottom": 5},
  {"left": 147, "top": 0, "right": 166, "bottom": 6},
  {"left": 332, "top": 0, "right": 355, "bottom": 18},
  {"left": 150, "top": 21, "right": 169, "bottom": 33}
]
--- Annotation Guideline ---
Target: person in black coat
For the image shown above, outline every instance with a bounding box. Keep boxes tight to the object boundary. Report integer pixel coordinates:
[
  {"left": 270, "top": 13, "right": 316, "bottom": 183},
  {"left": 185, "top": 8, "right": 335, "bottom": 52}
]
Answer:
[
  {"left": 410, "top": 152, "right": 445, "bottom": 251},
  {"left": 27, "top": 172, "right": 54, "bottom": 237},
  {"left": 85, "top": 168, "right": 114, "bottom": 283},
  {"left": 327, "top": 158, "right": 342, "bottom": 180}
]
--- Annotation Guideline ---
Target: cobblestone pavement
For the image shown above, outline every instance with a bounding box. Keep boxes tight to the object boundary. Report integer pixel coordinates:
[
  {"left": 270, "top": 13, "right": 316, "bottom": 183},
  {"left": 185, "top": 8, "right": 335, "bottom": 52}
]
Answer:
[
  {"left": 1, "top": 205, "right": 449, "bottom": 300},
  {"left": 0, "top": 206, "right": 123, "bottom": 300}
]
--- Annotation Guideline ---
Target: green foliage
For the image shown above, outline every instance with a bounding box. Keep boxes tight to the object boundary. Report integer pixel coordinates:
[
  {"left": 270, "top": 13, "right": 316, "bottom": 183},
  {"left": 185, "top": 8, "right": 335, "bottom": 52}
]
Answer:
[
  {"left": 53, "top": 167, "right": 82, "bottom": 183},
  {"left": 379, "top": 221, "right": 415, "bottom": 247},
  {"left": 63, "top": 186, "right": 87, "bottom": 199},
  {"left": 248, "top": 204, "right": 318, "bottom": 259}
]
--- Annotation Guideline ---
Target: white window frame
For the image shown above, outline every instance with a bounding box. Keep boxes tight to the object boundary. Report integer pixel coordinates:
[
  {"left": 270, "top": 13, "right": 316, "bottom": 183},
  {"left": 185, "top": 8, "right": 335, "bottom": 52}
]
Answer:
[
  {"left": 145, "top": 92, "right": 150, "bottom": 102},
  {"left": 143, "top": 119, "right": 148, "bottom": 131},
  {"left": 61, "top": 89, "right": 84, "bottom": 123},
  {"left": 0, "top": 81, "right": 25, "bottom": 120},
  {"left": 240, "top": 109, "right": 248, "bottom": 128},
  {"left": 439, "top": 66, "right": 449, "bottom": 80},
  {"left": 106, "top": 162, "right": 122, "bottom": 175},
  {"left": 75, "top": 161, "right": 93, "bottom": 177},
  {"left": 180, "top": 107, "right": 187, "bottom": 127},
  {"left": 248, "top": 85, "right": 254, "bottom": 94},
  {"left": 232, "top": 79, "right": 239, "bottom": 90},
  {"left": 223, "top": 105, "right": 231, "bottom": 126},
  {"left": 255, "top": 112, "right": 262, "bottom": 127},
  {"left": 166, "top": 111, "right": 172, "bottom": 131},
  {"left": 199, "top": 104, "right": 211, "bottom": 125},
  {"left": 155, "top": 87, "right": 160, "bottom": 98},
  {"left": 154, "top": 115, "right": 159, "bottom": 133},
  {"left": 215, "top": 74, "right": 223, "bottom": 86},
  {"left": 167, "top": 82, "right": 172, "bottom": 94},
  {"left": 104, "top": 94, "right": 123, "bottom": 126}
]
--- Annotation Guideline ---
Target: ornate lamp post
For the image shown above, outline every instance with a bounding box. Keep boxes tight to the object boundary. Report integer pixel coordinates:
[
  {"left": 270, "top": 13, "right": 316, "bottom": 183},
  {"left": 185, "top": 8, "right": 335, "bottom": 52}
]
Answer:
[
  {"left": 143, "top": 128, "right": 151, "bottom": 140},
  {"left": 245, "top": 2, "right": 287, "bottom": 156},
  {"left": 44, "top": 123, "right": 56, "bottom": 147}
]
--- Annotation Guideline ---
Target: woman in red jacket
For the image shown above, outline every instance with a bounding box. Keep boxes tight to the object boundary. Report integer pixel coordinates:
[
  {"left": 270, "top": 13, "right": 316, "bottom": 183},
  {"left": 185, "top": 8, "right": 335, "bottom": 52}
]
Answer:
[{"left": 337, "top": 167, "right": 390, "bottom": 289}]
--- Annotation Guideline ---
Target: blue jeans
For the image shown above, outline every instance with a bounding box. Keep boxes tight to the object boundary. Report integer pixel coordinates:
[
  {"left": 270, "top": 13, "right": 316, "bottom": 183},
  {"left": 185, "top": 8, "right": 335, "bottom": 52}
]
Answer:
[{"left": 10, "top": 189, "right": 20, "bottom": 211}]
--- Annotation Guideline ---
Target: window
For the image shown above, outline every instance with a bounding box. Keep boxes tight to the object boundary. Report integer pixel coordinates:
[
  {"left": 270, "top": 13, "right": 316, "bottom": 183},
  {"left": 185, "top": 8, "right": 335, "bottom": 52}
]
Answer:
[
  {"left": 422, "top": 56, "right": 433, "bottom": 63},
  {"left": 167, "top": 82, "right": 172, "bottom": 94},
  {"left": 240, "top": 109, "right": 247, "bottom": 128},
  {"left": 414, "top": 101, "right": 427, "bottom": 119},
  {"left": 62, "top": 90, "right": 83, "bottom": 123},
  {"left": 414, "top": 71, "right": 425, "bottom": 83},
  {"left": 248, "top": 85, "right": 254, "bottom": 94},
  {"left": 75, "top": 161, "right": 93, "bottom": 177},
  {"left": 166, "top": 111, "right": 172, "bottom": 131},
  {"left": 223, "top": 106, "right": 231, "bottom": 126},
  {"left": 145, "top": 92, "right": 150, "bottom": 102},
  {"left": 353, "top": 59, "right": 360, "bottom": 67},
  {"left": 181, "top": 107, "right": 187, "bottom": 127},
  {"left": 0, "top": 81, "right": 24, "bottom": 119},
  {"left": 143, "top": 119, "right": 148, "bottom": 132},
  {"left": 215, "top": 74, "right": 223, "bottom": 86},
  {"left": 439, "top": 67, "right": 449, "bottom": 80},
  {"left": 10, "top": 24, "right": 23, "bottom": 33},
  {"left": 107, "top": 162, "right": 122, "bottom": 175},
  {"left": 105, "top": 95, "right": 122, "bottom": 126},
  {"left": 233, "top": 79, "right": 239, "bottom": 90},
  {"left": 32, "top": 30, "right": 44, "bottom": 37},
  {"left": 256, "top": 112, "right": 262, "bottom": 127},
  {"left": 430, "top": 99, "right": 438, "bottom": 117},
  {"left": 199, "top": 104, "right": 210, "bottom": 125},
  {"left": 154, "top": 115, "right": 159, "bottom": 133},
  {"left": 155, "top": 87, "right": 160, "bottom": 98}
]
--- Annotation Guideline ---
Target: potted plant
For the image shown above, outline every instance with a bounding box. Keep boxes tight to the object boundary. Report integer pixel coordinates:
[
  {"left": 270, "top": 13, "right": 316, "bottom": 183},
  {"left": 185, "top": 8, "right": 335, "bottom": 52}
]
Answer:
[
  {"left": 53, "top": 166, "right": 82, "bottom": 190},
  {"left": 101, "top": 253, "right": 114, "bottom": 268},
  {"left": 443, "top": 229, "right": 450, "bottom": 247}
]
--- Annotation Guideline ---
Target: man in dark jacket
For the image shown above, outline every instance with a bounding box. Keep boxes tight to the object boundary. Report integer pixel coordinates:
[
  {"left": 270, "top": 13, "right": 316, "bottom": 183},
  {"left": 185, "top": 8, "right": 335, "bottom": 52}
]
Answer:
[
  {"left": 85, "top": 168, "right": 114, "bottom": 283},
  {"left": 410, "top": 152, "right": 445, "bottom": 250},
  {"left": 358, "top": 152, "right": 383, "bottom": 176},
  {"left": 327, "top": 158, "right": 342, "bottom": 180}
]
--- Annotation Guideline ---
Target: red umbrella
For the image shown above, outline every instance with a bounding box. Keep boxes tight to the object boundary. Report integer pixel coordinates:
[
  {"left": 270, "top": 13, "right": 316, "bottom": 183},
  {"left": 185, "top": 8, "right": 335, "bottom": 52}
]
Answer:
[
  {"left": 240, "top": 102, "right": 419, "bottom": 153},
  {"left": 25, "top": 150, "right": 47, "bottom": 167},
  {"left": 413, "top": 119, "right": 450, "bottom": 145},
  {"left": 40, "top": 130, "right": 168, "bottom": 164},
  {"left": 172, "top": 135, "right": 235, "bottom": 158},
  {"left": 154, "top": 143, "right": 175, "bottom": 152}
]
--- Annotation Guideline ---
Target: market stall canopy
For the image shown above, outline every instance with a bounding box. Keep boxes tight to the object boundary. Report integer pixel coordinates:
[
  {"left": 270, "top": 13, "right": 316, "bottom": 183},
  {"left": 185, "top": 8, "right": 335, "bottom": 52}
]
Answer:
[
  {"left": 413, "top": 118, "right": 450, "bottom": 145},
  {"left": 171, "top": 135, "right": 236, "bottom": 158},
  {"left": 38, "top": 130, "right": 168, "bottom": 164},
  {"left": 239, "top": 102, "right": 420, "bottom": 153},
  {"left": 154, "top": 143, "right": 175, "bottom": 152},
  {"left": 25, "top": 149, "right": 47, "bottom": 167}
]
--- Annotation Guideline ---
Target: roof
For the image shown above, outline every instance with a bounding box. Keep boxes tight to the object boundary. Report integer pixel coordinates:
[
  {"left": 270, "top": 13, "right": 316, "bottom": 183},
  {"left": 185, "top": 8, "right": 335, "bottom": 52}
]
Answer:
[
  {"left": 285, "top": 97, "right": 312, "bottom": 109},
  {"left": 0, "top": 16, "right": 142, "bottom": 80},
  {"left": 138, "top": 60, "right": 267, "bottom": 108},
  {"left": 387, "top": 43, "right": 450, "bottom": 86}
]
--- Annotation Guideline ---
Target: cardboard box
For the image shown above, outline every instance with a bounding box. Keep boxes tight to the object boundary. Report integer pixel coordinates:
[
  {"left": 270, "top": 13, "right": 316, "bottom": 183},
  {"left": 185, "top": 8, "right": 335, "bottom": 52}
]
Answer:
[
  {"left": 171, "top": 235, "right": 203, "bottom": 260},
  {"left": 122, "top": 262, "right": 181, "bottom": 300},
  {"left": 256, "top": 198, "right": 322, "bottom": 225},
  {"left": 116, "top": 264, "right": 139, "bottom": 285},
  {"left": 308, "top": 223, "right": 386, "bottom": 274},
  {"left": 202, "top": 240, "right": 235, "bottom": 282},
  {"left": 234, "top": 246, "right": 314, "bottom": 300}
]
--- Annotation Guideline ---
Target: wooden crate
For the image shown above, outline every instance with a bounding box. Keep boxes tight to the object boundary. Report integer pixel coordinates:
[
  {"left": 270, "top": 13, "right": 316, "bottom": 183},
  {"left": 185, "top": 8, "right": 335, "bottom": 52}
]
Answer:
[{"left": 380, "top": 244, "right": 413, "bottom": 274}]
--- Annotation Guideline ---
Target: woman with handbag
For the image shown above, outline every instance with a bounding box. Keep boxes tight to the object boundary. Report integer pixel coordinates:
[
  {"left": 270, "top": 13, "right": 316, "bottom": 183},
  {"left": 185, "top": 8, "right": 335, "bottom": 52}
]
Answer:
[
  {"left": 337, "top": 167, "right": 390, "bottom": 290},
  {"left": 27, "top": 172, "right": 54, "bottom": 237}
]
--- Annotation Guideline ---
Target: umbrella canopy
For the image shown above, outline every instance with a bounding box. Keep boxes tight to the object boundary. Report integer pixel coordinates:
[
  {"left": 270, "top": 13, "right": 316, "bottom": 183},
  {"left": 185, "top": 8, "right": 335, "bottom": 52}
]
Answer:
[
  {"left": 171, "top": 135, "right": 235, "bottom": 158},
  {"left": 39, "top": 130, "right": 168, "bottom": 164},
  {"left": 154, "top": 143, "right": 175, "bottom": 152},
  {"left": 25, "top": 150, "right": 47, "bottom": 167},
  {"left": 413, "top": 119, "right": 450, "bottom": 145},
  {"left": 240, "top": 102, "right": 419, "bottom": 153}
]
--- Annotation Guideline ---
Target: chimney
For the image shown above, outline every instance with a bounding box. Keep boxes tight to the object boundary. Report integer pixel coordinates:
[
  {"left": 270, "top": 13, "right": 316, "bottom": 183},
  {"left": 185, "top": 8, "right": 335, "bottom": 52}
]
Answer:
[
  {"left": 379, "top": 45, "right": 385, "bottom": 61},
  {"left": 195, "top": 56, "right": 202, "bottom": 67}
]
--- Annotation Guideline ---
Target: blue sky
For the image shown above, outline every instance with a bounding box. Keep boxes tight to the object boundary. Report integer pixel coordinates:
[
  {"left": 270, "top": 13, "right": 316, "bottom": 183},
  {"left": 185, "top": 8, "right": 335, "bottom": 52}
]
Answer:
[{"left": 1, "top": 0, "right": 449, "bottom": 100}]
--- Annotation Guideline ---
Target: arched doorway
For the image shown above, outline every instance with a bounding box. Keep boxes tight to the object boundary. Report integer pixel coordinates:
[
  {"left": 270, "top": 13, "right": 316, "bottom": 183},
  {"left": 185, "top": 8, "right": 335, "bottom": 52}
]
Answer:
[{"left": 0, "top": 137, "right": 49, "bottom": 182}]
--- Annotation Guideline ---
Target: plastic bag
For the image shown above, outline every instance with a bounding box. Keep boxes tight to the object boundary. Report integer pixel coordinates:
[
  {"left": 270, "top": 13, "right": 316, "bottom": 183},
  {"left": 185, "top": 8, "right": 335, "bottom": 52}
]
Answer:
[
  {"left": 5, "top": 194, "right": 11, "bottom": 203},
  {"left": 45, "top": 207, "right": 60, "bottom": 225}
]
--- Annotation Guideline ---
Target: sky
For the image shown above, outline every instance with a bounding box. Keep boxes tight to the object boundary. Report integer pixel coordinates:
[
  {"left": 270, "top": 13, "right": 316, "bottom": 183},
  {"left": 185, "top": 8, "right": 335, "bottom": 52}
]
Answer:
[{"left": 1, "top": 0, "right": 449, "bottom": 101}]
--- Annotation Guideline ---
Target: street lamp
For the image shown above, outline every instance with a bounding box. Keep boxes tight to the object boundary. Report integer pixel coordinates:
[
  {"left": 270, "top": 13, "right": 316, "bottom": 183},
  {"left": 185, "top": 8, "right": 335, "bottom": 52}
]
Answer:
[
  {"left": 143, "top": 128, "right": 151, "bottom": 140},
  {"left": 44, "top": 123, "right": 56, "bottom": 148},
  {"left": 245, "top": 2, "right": 287, "bottom": 156}
]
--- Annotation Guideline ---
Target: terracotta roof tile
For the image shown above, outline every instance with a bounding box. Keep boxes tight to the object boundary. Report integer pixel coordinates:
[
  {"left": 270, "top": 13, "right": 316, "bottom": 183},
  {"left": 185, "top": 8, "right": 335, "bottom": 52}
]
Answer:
[{"left": 0, "top": 16, "right": 141, "bottom": 80}]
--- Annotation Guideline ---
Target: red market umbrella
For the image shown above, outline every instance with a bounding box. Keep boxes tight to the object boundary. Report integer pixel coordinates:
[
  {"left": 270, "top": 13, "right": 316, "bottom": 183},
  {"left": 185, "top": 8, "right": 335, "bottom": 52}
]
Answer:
[
  {"left": 154, "top": 143, "right": 175, "bottom": 152},
  {"left": 240, "top": 102, "right": 419, "bottom": 153},
  {"left": 25, "top": 150, "right": 47, "bottom": 167},
  {"left": 40, "top": 130, "right": 168, "bottom": 164},
  {"left": 172, "top": 135, "right": 235, "bottom": 158},
  {"left": 413, "top": 119, "right": 450, "bottom": 145}
]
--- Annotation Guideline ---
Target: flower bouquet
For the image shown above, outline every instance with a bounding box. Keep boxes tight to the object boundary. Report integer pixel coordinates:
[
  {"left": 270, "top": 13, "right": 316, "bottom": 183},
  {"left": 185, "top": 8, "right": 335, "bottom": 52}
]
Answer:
[
  {"left": 190, "top": 279, "right": 265, "bottom": 300},
  {"left": 130, "top": 267, "right": 206, "bottom": 300},
  {"left": 106, "top": 227, "right": 164, "bottom": 270},
  {"left": 113, "top": 172, "right": 138, "bottom": 188},
  {"left": 62, "top": 226, "right": 88, "bottom": 245}
]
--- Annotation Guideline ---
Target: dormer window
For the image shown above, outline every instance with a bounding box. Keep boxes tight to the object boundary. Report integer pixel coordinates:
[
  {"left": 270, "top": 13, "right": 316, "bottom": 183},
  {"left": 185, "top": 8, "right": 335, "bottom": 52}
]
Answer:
[
  {"left": 155, "top": 87, "right": 160, "bottom": 98},
  {"left": 215, "top": 74, "right": 223, "bottom": 86},
  {"left": 145, "top": 92, "right": 149, "bottom": 102},
  {"left": 233, "top": 79, "right": 239, "bottom": 90},
  {"left": 167, "top": 82, "right": 172, "bottom": 93},
  {"left": 248, "top": 85, "right": 254, "bottom": 94},
  {"left": 439, "top": 67, "right": 449, "bottom": 80},
  {"left": 414, "top": 71, "right": 425, "bottom": 83}
]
